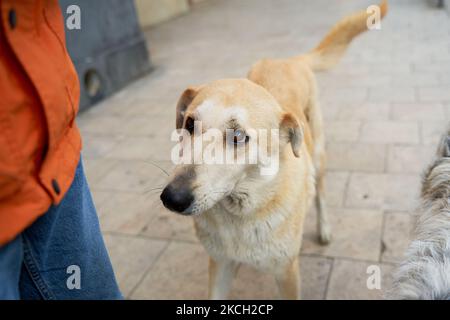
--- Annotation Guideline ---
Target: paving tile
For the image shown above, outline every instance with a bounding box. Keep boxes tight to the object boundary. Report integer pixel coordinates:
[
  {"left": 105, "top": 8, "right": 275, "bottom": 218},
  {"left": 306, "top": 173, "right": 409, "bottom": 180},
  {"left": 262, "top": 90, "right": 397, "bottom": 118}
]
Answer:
[
  {"left": 103, "top": 234, "right": 168, "bottom": 297},
  {"left": 116, "top": 88, "right": 177, "bottom": 117},
  {"left": 130, "top": 242, "right": 209, "bottom": 299},
  {"left": 387, "top": 145, "right": 435, "bottom": 174},
  {"left": 368, "top": 86, "right": 416, "bottom": 103},
  {"left": 381, "top": 212, "right": 414, "bottom": 264},
  {"left": 141, "top": 201, "right": 198, "bottom": 243},
  {"left": 392, "top": 73, "right": 439, "bottom": 86},
  {"left": 326, "top": 143, "right": 385, "bottom": 173},
  {"left": 95, "top": 160, "right": 172, "bottom": 193},
  {"left": 324, "top": 171, "right": 349, "bottom": 208},
  {"left": 360, "top": 121, "right": 419, "bottom": 144},
  {"left": 413, "top": 63, "right": 450, "bottom": 73},
  {"left": 391, "top": 103, "right": 446, "bottom": 121},
  {"left": 90, "top": 189, "right": 113, "bottom": 210},
  {"left": 320, "top": 87, "right": 368, "bottom": 104},
  {"left": 345, "top": 173, "right": 421, "bottom": 211},
  {"left": 369, "top": 63, "right": 412, "bottom": 74},
  {"left": 121, "top": 115, "right": 175, "bottom": 137},
  {"left": 230, "top": 255, "right": 332, "bottom": 300},
  {"left": 98, "top": 192, "right": 160, "bottom": 235},
  {"left": 444, "top": 103, "right": 450, "bottom": 119},
  {"left": 302, "top": 208, "right": 383, "bottom": 262},
  {"left": 421, "top": 121, "right": 449, "bottom": 146},
  {"left": 77, "top": 115, "right": 125, "bottom": 135},
  {"left": 299, "top": 255, "right": 333, "bottom": 300},
  {"left": 106, "top": 136, "right": 173, "bottom": 161},
  {"left": 133, "top": 244, "right": 331, "bottom": 299},
  {"left": 74, "top": 0, "right": 450, "bottom": 301},
  {"left": 336, "top": 103, "right": 390, "bottom": 121},
  {"left": 324, "top": 121, "right": 361, "bottom": 142},
  {"left": 320, "top": 74, "right": 391, "bottom": 88},
  {"left": 82, "top": 158, "right": 119, "bottom": 186},
  {"left": 81, "top": 133, "right": 124, "bottom": 159},
  {"left": 326, "top": 259, "right": 395, "bottom": 300},
  {"left": 383, "top": 174, "right": 421, "bottom": 211},
  {"left": 320, "top": 102, "right": 341, "bottom": 121},
  {"left": 438, "top": 73, "right": 450, "bottom": 86},
  {"left": 78, "top": 89, "right": 140, "bottom": 117},
  {"left": 418, "top": 87, "right": 450, "bottom": 102},
  {"left": 345, "top": 173, "right": 385, "bottom": 209},
  {"left": 229, "top": 265, "right": 277, "bottom": 300}
]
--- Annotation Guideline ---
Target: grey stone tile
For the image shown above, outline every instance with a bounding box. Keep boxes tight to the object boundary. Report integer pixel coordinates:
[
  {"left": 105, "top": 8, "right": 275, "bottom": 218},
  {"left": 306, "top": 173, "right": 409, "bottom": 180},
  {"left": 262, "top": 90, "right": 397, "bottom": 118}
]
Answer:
[
  {"left": 103, "top": 234, "right": 168, "bottom": 297},
  {"left": 360, "top": 121, "right": 420, "bottom": 144},
  {"left": 324, "top": 171, "right": 349, "bottom": 208},
  {"left": 326, "top": 259, "right": 395, "bottom": 300},
  {"left": 95, "top": 160, "right": 172, "bottom": 193},
  {"left": 326, "top": 143, "right": 386, "bottom": 173},
  {"left": 419, "top": 87, "right": 450, "bottom": 102},
  {"left": 75, "top": 0, "right": 450, "bottom": 301},
  {"left": 421, "top": 121, "right": 449, "bottom": 146},
  {"left": 368, "top": 86, "right": 416, "bottom": 103},
  {"left": 387, "top": 145, "right": 435, "bottom": 174},
  {"left": 98, "top": 192, "right": 157, "bottom": 235},
  {"left": 141, "top": 201, "right": 199, "bottom": 243},
  {"left": 230, "top": 255, "right": 332, "bottom": 300},
  {"left": 391, "top": 103, "right": 446, "bottom": 121},
  {"left": 324, "top": 121, "right": 361, "bottom": 142},
  {"left": 81, "top": 133, "right": 124, "bottom": 159},
  {"left": 345, "top": 173, "right": 421, "bottom": 211},
  {"left": 381, "top": 212, "right": 414, "bottom": 264},
  {"left": 130, "top": 242, "right": 209, "bottom": 299},
  {"left": 302, "top": 208, "right": 383, "bottom": 262},
  {"left": 336, "top": 103, "right": 390, "bottom": 121},
  {"left": 82, "top": 158, "right": 119, "bottom": 186}
]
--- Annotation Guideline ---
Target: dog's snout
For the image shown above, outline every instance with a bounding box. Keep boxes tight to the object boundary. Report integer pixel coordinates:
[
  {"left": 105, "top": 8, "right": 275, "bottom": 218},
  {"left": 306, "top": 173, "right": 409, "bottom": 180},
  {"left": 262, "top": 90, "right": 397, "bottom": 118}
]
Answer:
[{"left": 160, "top": 184, "right": 194, "bottom": 214}]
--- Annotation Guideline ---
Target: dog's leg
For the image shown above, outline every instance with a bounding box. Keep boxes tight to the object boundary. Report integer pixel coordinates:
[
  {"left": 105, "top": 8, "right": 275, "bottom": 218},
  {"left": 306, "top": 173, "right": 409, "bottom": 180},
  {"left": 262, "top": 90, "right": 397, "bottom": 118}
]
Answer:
[
  {"left": 208, "top": 258, "right": 238, "bottom": 300},
  {"left": 315, "top": 167, "right": 331, "bottom": 244},
  {"left": 306, "top": 91, "right": 332, "bottom": 245},
  {"left": 275, "top": 258, "right": 301, "bottom": 300}
]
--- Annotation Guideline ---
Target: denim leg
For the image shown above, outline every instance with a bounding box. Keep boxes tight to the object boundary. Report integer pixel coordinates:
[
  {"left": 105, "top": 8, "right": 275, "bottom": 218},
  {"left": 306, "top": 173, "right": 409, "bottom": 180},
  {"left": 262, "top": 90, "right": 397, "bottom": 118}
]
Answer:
[
  {"left": 0, "top": 235, "right": 23, "bottom": 299},
  {"left": 19, "top": 157, "right": 122, "bottom": 299}
]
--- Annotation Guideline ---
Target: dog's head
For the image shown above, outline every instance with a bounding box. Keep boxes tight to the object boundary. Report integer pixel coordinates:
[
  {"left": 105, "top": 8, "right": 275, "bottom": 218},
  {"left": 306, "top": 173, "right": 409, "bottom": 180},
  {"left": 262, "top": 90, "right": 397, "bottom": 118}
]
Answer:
[{"left": 160, "top": 78, "right": 304, "bottom": 215}]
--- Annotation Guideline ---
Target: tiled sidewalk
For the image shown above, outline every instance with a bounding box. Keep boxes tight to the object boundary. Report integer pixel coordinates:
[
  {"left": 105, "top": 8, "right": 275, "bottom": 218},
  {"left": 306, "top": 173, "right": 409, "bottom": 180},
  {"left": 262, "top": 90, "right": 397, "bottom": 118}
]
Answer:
[{"left": 77, "top": 0, "right": 450, "bottom": 299}]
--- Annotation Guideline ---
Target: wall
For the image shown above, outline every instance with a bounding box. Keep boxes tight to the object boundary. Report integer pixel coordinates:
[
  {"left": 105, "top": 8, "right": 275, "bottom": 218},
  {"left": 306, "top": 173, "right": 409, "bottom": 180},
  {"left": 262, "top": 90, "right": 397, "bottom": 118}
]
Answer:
[
  {"left": 135, "top": 0, "right": 190, "bottom": 28},
  {"left": 60, "top": 0, "right": 151, "bottom": 110}
]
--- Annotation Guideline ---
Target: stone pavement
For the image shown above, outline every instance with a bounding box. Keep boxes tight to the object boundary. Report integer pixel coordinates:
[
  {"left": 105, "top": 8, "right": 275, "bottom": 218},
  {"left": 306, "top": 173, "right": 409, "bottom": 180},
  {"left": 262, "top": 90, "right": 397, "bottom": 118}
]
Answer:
[{"left": 77, "top": 0, "right": 450, "bottom": 299}]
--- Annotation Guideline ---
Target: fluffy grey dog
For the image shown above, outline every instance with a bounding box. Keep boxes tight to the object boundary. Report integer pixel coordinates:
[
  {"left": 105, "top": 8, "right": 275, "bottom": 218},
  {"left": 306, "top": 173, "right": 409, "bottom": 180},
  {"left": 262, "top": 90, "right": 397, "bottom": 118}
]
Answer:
[{"left": 387, "top": 127, "right": 450, "bottom": 300}]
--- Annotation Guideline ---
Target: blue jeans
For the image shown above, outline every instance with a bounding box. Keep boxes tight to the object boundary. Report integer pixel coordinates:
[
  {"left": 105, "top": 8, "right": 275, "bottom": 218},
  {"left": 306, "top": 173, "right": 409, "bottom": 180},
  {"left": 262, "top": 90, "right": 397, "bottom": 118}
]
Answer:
[{"left": 0, "top": 158, "right": 122, "bottom": 299}]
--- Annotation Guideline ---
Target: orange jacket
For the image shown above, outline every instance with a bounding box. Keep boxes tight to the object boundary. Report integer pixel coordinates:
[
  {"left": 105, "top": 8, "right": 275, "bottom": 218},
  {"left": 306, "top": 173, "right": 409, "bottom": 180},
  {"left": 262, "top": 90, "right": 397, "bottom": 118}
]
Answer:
[{"left": 0, "top": 0, "right": 82, "bottom": 245}]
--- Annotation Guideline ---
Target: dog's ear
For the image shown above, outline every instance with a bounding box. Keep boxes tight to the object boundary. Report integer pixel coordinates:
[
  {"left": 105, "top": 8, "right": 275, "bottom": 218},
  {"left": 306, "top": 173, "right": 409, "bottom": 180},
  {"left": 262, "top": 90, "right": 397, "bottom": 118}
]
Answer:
[
  {"left": 280, "top": 113, "right": 304, "bottom": 158},
  {"left": 176, "top": 86, "right": 202, "bottom": 129}
]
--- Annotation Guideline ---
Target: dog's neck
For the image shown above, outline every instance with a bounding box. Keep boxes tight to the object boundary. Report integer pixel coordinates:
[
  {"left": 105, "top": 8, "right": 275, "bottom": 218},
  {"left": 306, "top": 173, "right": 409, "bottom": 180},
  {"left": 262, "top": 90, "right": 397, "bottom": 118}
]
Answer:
[
  {"left": 218, "top": 152, "right": 297, "bottom": 217},
  {"left": 219, "top": 174, "right": 277, "bottom": 216}
]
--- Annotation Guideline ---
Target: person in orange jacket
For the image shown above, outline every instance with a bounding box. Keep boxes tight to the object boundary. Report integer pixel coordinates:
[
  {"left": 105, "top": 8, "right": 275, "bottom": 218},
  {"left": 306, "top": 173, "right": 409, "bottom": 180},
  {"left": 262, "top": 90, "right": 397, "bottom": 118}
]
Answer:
[{"left": 0, "top": 0, "right": 121, "bottom": 299}]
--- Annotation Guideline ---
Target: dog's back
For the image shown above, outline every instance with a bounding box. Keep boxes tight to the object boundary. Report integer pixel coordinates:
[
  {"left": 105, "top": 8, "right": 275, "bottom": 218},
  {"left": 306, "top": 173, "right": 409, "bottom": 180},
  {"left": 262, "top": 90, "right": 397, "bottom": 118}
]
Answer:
[
  {"left": 248, "top": 0, "right": 388, "bottom": 156},
  {"left": 388, "top": 129, "right": 450, "bottom": 300}
]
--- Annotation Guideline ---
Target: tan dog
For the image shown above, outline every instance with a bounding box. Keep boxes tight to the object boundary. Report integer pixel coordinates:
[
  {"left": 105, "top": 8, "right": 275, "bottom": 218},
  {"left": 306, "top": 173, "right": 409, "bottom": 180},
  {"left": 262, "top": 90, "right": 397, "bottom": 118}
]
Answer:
[{"left": 161, "top": 1, "right": 388, "bottom": 299}]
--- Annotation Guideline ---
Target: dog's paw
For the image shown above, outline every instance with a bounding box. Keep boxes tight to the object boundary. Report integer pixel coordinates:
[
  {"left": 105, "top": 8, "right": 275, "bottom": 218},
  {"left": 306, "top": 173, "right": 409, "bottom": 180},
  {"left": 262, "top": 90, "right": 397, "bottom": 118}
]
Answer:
[{"left": 318, "top": 227, "right": 332, "bottom": 245}]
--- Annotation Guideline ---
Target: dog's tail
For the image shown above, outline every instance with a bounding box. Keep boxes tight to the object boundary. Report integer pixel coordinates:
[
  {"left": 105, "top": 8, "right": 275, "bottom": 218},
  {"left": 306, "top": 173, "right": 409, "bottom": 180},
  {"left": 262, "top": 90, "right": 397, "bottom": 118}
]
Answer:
[{"left": 298, "top": 0, "right": 388, "bottom": 71}]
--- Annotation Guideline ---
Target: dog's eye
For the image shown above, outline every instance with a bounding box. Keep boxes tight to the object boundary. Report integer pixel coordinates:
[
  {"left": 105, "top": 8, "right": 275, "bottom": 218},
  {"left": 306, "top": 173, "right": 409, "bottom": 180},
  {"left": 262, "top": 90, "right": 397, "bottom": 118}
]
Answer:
[
  {"left": 233, "top": 129, "right": 249, "bottom": 145},
  {"left": 185, "top": 117, "right": 195, "bottom": 134}
]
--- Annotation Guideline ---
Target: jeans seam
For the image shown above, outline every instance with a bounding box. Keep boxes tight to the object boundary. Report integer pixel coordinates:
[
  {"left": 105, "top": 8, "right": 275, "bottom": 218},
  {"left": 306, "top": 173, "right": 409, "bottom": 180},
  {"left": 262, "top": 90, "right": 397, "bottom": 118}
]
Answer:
[{"left": 21, "top": 234, "right": 56, "bottom": 300}]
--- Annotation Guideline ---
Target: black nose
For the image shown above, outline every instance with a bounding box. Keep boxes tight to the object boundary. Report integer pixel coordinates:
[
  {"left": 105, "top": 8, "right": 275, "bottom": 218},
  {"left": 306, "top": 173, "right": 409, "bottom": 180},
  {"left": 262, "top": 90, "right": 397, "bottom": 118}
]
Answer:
[{"left": 160, "top": 184, "right": 194, "bottom": 213}]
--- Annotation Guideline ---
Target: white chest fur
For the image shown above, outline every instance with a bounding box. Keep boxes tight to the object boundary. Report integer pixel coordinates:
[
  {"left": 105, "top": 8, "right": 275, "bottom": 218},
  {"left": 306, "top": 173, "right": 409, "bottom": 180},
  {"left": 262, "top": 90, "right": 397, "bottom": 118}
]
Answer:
[
  {"left": 194, "top": 149, "right": 315, "bottom": 272},
  {"left": 194, "top": 181, "right": 313, "bottom": 272}
]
